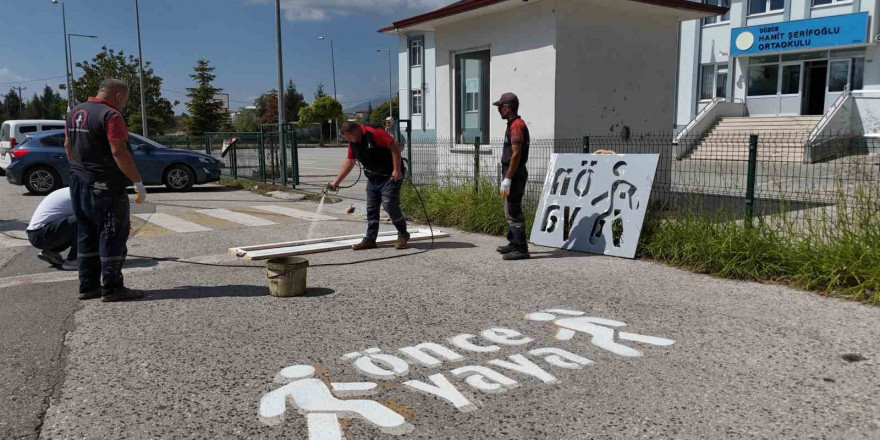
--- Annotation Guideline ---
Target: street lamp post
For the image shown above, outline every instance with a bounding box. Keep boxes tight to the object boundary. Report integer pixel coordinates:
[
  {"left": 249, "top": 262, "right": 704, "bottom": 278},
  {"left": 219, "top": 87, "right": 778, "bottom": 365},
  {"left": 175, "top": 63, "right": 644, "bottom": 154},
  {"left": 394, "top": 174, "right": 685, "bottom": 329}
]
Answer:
[
  {"left": 377, "top": 48, "right": 393, "bottom": 120},
  {"left": 274, "top": 0, "right": 287, "bottom": 185},
  {"left": 51, "top": 0, "right": 74, "bottom": 111},
  {"left": 318, "top": 36, "right": 338, "bottom": 142},
  {"left": 134, "top": 0, "right": 148, "bottom": 137},
  {"left": 67, "top": 33, "right": 98, "bottom": 104}
]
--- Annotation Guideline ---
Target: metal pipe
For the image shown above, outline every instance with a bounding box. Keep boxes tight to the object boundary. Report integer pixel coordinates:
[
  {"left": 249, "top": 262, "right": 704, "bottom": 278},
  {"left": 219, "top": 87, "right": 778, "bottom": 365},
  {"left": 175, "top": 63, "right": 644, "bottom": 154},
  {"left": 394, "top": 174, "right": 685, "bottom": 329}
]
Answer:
[{"left": 54, "top": 1, "right": 74, "bottom": 111}]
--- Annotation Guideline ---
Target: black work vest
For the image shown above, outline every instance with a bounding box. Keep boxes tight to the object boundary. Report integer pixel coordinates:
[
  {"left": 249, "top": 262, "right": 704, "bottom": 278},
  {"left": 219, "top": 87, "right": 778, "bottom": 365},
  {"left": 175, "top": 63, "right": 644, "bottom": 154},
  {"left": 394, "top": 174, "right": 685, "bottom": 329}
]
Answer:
[
  {"left": 349, "top": 131, "right": 399, "bottom": 178},
  {"left": 501, "top": 117, "right": 530, "bottom": 166},
  {"left": 66, "top": 100, "right": 130, "bottom": 189}
]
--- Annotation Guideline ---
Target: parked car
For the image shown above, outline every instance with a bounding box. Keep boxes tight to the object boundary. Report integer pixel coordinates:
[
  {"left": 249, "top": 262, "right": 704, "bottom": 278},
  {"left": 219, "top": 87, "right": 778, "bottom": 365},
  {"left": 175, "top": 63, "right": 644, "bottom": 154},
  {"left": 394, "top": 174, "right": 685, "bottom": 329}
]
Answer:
[
  {"left": 0, "top": 120, "right": 66, "bottom": 175},
  {"left": 5, "top": 130, "right": 222, "bottom": 195}
]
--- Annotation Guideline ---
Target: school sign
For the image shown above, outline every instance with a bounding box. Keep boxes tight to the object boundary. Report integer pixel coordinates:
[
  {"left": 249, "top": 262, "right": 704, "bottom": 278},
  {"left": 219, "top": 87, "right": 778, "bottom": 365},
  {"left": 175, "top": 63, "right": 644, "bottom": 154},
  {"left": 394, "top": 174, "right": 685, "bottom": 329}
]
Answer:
[{"left": 731, "top": 12, "right": 869, "bottom": 57}]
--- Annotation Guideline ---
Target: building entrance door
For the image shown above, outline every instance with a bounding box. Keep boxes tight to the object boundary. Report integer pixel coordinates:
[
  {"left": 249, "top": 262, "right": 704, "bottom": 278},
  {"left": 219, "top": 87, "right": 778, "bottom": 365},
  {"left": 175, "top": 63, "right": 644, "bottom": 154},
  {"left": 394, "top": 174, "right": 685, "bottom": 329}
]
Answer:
[{"left": 802, "top": 61, "right": 827, "bottom": 116}]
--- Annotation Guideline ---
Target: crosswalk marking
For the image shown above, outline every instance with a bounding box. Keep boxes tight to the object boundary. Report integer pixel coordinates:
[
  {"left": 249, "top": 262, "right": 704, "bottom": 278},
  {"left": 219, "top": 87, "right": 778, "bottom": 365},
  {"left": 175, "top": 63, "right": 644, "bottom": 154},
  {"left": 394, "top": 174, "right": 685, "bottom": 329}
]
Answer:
[
  {"left": 251, "top": 205, "right": 337, "bottom": 222},
  {"left": 133, "top": 213, "right": 212, "bottom": 233},
  {"left": 0, "top": 234, "right": 30, "bottom": 248},
  {"left": 195, "top": 209, "right": 277, "bottom": 227}
]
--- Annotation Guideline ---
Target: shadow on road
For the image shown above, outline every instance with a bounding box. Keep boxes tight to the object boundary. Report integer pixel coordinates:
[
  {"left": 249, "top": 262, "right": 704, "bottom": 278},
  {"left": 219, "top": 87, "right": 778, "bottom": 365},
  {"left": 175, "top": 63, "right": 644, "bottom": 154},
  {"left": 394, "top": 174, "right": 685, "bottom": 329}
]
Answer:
[
  {"left": 141, "top": 285, "right": 336, "bottom": 300},
  {"left": 528, "top": 249, "right": 599, "bottom": 260},
  {"left": 409, "top": 241, "right": 477, "bottom": 250}
]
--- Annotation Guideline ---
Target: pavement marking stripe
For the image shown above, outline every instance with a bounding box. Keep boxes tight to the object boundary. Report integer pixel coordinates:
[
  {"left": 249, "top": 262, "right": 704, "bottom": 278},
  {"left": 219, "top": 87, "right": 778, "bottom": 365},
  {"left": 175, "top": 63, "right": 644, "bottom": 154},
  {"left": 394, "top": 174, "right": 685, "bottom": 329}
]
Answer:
[
  {"left": 133, "top": 213, "right": 212, "bottom": 233},
  {"left": 0, "top": 234, "right": 30, "bottom": 248},
  {"left": 252, "top": 205, "right": 337, "bottom": 222},
  {"left": 194, "top": 209, "right": 277, "bottom": 227}
]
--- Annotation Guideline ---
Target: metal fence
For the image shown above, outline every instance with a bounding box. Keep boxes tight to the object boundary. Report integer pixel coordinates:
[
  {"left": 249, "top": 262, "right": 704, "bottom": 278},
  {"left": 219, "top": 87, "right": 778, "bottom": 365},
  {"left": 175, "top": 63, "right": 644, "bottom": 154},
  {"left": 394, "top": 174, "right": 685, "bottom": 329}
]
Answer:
[
  {"left": 195, "top": 125, "right": 299, "bottom": 187},
  {"left": 406, "top": 131, "right": 880, "bottom": 230}
]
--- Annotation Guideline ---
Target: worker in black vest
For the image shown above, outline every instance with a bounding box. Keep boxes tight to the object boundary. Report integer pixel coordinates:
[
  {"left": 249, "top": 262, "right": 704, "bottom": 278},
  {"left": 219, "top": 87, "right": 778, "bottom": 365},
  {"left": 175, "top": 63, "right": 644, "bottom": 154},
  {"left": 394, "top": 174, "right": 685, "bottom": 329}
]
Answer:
[
  {"left": 494, "top": 92, "right": 531, "bottom": 260},
  {"left": 329, "top": 121, "right": 410, "bottom": 250},
  {"left": 64, "top": 79, "right": 145, "bottom": 302}
]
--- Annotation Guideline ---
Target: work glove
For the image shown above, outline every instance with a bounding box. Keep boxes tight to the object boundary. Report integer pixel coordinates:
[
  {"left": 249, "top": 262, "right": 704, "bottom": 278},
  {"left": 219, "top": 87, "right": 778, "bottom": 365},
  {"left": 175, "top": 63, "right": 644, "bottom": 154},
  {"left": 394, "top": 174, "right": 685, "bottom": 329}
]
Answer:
[
  {"left": 133, "top": 181, "right": 147, "bottom": 204},
  {"left": 500, "top": 178, "right": 512, "bottom": 197}
]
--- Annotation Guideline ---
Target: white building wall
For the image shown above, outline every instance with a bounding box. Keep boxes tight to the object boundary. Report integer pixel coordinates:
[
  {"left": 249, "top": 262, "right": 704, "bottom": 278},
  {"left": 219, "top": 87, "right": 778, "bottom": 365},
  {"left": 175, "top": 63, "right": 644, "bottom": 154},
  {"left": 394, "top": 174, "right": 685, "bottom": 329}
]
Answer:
[
  {"left": 398, "top": 35, "right": 410, "bottom": 120},
  {"left": 556, "top": 0, "right": 682, "bottom": 136},
  {"left": 396, "top": 32, "right": 437, "bottom": 139},
  {"left": 433, "top": 0, "right": 558, "bottom": 140},
  {"left": 677, "top": 21, "right": 701, "bottom": 127}
]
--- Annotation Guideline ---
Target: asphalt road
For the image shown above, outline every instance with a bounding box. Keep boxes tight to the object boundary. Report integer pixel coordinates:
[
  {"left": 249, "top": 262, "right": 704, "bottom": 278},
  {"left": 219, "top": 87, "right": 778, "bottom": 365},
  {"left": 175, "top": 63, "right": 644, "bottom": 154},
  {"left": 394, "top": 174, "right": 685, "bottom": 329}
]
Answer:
[{"left": 0, "top": 176, "right": 878, "bottom": 440}]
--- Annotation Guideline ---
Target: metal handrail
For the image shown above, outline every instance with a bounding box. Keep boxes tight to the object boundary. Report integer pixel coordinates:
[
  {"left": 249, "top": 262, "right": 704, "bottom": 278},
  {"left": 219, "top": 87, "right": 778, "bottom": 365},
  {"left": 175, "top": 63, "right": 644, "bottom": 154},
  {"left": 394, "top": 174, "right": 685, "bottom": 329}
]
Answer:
[
  {"left": 674, "top": 97, "right": 722, "bottom": 144},
  {"left": 808, "top": 86, "right": 851, "bottom": 143}
]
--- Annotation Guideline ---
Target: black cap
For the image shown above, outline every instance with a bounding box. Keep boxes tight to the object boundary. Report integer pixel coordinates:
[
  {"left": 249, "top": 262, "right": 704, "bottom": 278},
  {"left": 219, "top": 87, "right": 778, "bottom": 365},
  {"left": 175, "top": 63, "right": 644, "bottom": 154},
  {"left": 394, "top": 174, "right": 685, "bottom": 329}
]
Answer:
[{"left": 492, "top": 92, "right": 519, "bottom": 108}]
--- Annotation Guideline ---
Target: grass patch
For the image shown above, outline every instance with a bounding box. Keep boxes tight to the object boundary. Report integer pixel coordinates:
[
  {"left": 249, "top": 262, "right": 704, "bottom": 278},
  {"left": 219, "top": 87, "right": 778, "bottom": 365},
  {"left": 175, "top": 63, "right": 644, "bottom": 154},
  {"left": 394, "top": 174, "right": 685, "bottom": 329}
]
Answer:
[
  {"left": 401, "top": 179, "right": 534, "bottom": 236},
  {"left": 401, "top": 180, "right": 879, "bottom": 303}
]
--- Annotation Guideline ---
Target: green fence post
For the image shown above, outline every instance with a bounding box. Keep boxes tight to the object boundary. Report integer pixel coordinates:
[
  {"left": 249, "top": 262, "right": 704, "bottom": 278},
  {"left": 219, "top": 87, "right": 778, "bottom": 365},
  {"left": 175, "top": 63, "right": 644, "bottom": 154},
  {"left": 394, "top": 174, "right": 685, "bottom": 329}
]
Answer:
[
  {"left": 745, "top": 134, "right": 758, "bottom": 223},
  {"left": 582, "top": 135, "right": 590, "bottom": 154},
  {"left": 291, "top": 125, "right": 299, "bottom": 188},
  {"left": 280, "top": 125, "right": 288, "bottom": 186},
  {"left": 231, "top": 137, "right": 238, "bottom": 180},
  {"left": 406, "top": 123, "right": 412, "bottom": 180},
  {"left": 259, "top": 132, "right": 266, "bottom": 183},
  {"left": 474, "top": 136, "right": 481, "bottom": 194},
  {"left": 204, "top": 136, "right": 211, "bottom": 155}
]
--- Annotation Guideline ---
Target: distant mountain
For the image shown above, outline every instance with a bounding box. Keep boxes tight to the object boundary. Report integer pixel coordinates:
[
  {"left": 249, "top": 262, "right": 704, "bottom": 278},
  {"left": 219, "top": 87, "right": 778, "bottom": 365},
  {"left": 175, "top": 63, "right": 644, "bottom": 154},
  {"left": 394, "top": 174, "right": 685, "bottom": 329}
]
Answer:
[{"left": 343, "top": 97, "right": 390, "bottom": 114}]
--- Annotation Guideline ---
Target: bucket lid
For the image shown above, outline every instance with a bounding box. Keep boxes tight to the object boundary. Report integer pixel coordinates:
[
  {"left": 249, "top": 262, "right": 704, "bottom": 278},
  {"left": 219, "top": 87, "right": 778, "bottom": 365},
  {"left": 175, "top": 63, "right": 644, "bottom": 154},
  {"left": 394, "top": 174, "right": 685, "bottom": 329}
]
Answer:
[{"left": 266, "top": 256, "right": 310, "bottom": 269}]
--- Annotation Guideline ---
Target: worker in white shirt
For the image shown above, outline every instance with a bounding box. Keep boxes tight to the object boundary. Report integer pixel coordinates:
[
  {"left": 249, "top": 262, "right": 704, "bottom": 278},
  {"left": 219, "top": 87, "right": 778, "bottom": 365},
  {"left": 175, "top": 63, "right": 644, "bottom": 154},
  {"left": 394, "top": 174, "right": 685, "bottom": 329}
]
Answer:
[{"left": 26, "top": 188, "right": 78, "bottom": 271}]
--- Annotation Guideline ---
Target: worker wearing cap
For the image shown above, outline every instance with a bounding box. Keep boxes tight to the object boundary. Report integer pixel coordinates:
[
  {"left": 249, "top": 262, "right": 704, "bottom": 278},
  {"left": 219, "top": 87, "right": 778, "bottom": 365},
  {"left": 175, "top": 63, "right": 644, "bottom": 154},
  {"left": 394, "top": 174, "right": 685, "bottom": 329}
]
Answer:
[
  {"left": 493, "top": 92, "right": 530, "bottom": 260},
  {"left": 65, "top": 78, "right": 146, "bottom": 302}
]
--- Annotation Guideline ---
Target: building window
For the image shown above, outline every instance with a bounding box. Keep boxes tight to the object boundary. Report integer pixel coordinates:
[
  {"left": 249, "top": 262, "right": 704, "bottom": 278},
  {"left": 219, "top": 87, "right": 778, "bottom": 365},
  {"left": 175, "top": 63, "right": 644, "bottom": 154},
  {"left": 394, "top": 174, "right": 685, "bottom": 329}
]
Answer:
[
  {"left": 410, "top": 39, "right": 423, "bottom": 67},
  {"left": 703, "top": 0, "right": 730, "bottom": 25},
  {"left": 852, "top": 58, "right": 865, "bottom": 90},
  {"left": 812, "top": 0, "right": 850, "bottom": 6},
  {"left": 411, "top": 89, "right": 423, "bottom": 115},
  {"left": 699, "top": 64, "right": 727, "bottom": 100},
  {"left": 465, "top": 79, "right": 480, "bottom": 112},
  {"left": 748, "top": 62, "right": 780, "bottom": 96},
  {"left": 749, "top": 0, "right": 784, "bottom": 15},
  {"left": 828, "top": 60, "right": 850, "bottom": 92}
]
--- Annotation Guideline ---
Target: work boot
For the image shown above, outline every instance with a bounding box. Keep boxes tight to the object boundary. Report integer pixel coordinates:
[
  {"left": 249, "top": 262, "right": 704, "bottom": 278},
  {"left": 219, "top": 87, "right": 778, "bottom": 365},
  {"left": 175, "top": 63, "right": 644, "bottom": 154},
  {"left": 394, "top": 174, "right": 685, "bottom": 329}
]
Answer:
[
  {"left": 78, "top": 287, "right": 102, "bottom": 301},
  {"left": 496, "top": 243, "right": 516, "bottom": 254},
  {"left": 502, "top": 248, "right": 531, "bottom": 261},
  {"left": 352, "top": 238, "right": 377, "bottom": 251},
  {"left": 61, "top": 259, "right": 78, "bottom": 271},
  {"left": 101, "top": 287, "right": 145, "bottom": 303},
  {"left": 396, "top": 232, "right": 411, "bottom": 250},
  {"left": 38, "top": 250, "right": 64, "bottom": 266}
]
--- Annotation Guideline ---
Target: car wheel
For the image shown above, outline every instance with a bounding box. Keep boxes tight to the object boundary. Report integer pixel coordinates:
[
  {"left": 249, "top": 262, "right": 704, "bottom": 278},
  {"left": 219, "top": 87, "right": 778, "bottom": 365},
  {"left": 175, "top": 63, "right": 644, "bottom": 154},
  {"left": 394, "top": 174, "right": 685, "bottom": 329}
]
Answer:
[
  {"left": 24, "top": 166, "right": 61, "bottom": 195},
  {"left": 164, "top": 164, "right": 195, "bottom": 192}
]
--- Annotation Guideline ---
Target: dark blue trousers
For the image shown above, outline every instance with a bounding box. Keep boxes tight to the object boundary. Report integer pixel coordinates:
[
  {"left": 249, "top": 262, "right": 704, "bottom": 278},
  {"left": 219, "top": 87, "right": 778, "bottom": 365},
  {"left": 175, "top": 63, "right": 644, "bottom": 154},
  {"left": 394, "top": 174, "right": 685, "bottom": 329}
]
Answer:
[
  {"left": 365, "top": 176, "right": 407, "bottom": 241},
  {"left": 69, "top": 174, "right": 130, "bottom": 294}
]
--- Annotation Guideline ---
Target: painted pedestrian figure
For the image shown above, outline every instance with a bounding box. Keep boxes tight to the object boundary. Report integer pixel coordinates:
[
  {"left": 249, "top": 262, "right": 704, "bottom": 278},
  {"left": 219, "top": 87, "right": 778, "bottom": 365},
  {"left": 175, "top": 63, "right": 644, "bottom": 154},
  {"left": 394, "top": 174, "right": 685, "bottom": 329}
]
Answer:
[
  {"left": 259, "top": 364, "right": 411, "bottom": 440},
  {"left": 589, "top": 161, "right": 641, "bottom": 248},
  {"left": 526, "top": 309, "right": 674, "bottom": 357}
]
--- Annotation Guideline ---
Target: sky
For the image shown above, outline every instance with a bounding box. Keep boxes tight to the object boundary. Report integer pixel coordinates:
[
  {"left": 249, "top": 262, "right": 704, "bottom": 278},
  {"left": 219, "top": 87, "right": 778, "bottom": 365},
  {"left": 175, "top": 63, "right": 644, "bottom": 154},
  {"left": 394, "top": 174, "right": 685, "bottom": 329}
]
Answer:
[{"left": 0, "top": 0, "right": 455, "bottom": 114}]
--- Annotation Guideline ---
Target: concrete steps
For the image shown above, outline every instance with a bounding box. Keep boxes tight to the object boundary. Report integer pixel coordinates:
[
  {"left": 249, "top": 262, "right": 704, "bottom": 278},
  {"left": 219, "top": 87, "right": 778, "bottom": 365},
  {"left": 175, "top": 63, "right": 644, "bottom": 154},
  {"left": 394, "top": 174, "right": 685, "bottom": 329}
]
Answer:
[{"left": 685, "top": 116, "right": 821, "bottom": 162}]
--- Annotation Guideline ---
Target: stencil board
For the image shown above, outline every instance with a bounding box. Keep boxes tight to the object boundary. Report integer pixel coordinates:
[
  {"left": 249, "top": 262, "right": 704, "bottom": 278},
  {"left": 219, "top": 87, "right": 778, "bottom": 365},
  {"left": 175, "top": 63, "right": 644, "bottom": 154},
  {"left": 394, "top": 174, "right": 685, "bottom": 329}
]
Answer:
[{"left": 529, "top": 154, "right": 659, "bottom": 259}]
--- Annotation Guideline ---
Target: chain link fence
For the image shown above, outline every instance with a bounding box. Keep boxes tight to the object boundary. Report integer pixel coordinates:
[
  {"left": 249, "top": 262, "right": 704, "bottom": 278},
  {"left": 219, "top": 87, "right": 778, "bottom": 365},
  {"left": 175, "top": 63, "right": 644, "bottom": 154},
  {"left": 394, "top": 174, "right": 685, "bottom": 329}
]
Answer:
[{"left": 406, "top": 131, "right": 880, "bottom": 230}]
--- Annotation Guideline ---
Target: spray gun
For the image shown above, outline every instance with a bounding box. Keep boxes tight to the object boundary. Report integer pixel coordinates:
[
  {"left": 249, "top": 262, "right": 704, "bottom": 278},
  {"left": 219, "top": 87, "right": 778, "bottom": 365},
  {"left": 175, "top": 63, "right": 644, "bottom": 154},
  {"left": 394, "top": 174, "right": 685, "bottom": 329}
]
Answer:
[{"left": 322, "top": 182, "right": 338, "bottom": 196}]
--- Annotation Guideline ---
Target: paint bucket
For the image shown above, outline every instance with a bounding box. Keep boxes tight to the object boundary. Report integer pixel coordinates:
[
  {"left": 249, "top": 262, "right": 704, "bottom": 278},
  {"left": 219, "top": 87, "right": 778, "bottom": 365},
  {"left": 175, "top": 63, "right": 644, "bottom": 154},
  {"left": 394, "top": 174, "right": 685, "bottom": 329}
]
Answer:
[{"left": 266, "top": 257, "right": 309, "bottom": 297}]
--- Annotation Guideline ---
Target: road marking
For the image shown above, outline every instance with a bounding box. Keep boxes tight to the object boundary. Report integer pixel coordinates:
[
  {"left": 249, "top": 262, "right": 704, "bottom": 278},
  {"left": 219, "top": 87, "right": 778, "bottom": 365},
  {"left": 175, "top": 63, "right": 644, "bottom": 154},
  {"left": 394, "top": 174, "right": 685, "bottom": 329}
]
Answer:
[
  {"left": 195, "top": 209, "right": 276, "bottom": 227},
  {"left": 0, "top": 233, "right": 30, "bottom": 248},
  {"left": 251, "top": 205, "right": 337, "bottom": 222},
  {"left": 133, "top": 213, "right": 212, "bottom": 233}
]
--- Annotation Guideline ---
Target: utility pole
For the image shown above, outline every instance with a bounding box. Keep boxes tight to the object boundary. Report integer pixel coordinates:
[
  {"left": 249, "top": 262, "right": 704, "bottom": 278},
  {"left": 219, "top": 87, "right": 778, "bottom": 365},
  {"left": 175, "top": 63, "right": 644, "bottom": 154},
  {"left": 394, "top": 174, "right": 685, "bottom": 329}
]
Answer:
[
  {"left": 16, "top": 86, "right": 26, "bottom": 116},
  {"left": 134, "top": 0, "right": 148, "bottom": 137},
  {"left": 274, "top": 0, "right": 287, "bottom": 183},
  {"left": 52, "top": 0, "right": 74, "bottom": 111},
  {"left": 318, "top": 36, "right": 338, "bottom": 142},
  {"left": 377, "top": 48, "right": 393, "bottom": 119}
]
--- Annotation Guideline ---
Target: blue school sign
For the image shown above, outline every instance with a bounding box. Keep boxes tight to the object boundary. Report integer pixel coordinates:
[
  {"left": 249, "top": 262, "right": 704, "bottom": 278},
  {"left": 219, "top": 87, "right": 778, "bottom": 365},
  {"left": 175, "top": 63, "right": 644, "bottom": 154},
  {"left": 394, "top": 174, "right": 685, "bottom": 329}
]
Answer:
[{"left": 731, "top": 13, "right": 869, "bottom": 56}]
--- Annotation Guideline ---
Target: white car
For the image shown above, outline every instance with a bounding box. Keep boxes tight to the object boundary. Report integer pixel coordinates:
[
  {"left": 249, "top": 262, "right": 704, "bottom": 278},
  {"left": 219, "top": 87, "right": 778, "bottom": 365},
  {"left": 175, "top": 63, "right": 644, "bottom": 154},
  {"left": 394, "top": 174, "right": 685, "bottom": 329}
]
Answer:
[{"left": 0, "top": 120, "right": 66, "bottom": 174}]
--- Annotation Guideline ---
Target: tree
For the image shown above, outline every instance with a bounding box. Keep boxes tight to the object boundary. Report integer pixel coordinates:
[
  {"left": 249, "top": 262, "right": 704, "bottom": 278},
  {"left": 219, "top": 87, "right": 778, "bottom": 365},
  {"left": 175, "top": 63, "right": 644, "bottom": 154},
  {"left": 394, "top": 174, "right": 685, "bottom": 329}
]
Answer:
[
  {"left": 284, "top": 79, "right": 306, "bottom": 123},
  {"left": 314, "top": 83, "right": 327, "bottom": 100},
  {"left": 257, "top": 90, "right": 278, "bottom": 124},
  {"left": 233, "top": 108, "right": 259, "bottom": 132},
  {"left": 40, "top": 85, "right": 66, "bottom": 120},
  {"left": 185, "top": 59, "right": 227, "bottom": 136},
  {"left": 24, "top": 93, "right": 44, "bottom": 119},
  {"left": 298, "top": 96, "right": 344, "bottom": 145},
  {"left": 365, "top": 102, "right": 373, "bottom": 125},
  {"left": 370, "top": 97, "right": 399, "bottom": 126},
  {"left": 3, "top": 89, "right": 22, "bottom": 120},
  {"left": 72, "top": 46, "right": 177, "bottom": 135}
]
